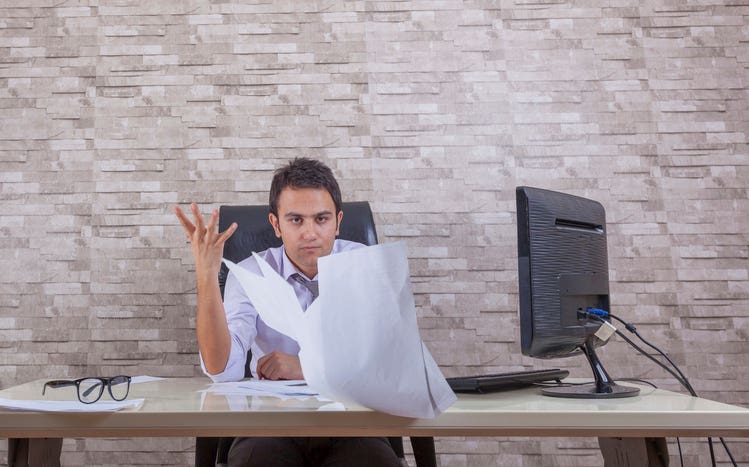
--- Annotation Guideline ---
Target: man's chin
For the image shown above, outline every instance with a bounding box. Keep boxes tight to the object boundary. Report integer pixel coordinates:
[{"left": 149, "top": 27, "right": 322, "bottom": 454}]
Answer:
[{"left": 295, "top": 252, "right": 321, "bottom": 268}]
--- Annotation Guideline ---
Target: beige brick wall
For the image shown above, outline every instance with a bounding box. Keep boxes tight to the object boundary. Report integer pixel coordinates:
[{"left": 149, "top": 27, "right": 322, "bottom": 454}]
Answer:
[{"left": 1, "top": 1, "right": 747, "bottom": 465}]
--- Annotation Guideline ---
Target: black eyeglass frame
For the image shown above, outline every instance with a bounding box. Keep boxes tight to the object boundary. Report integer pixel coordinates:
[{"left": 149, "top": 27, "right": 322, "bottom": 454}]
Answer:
[{"left": 42, "top": 376, "right": 132, "bottom": 404}]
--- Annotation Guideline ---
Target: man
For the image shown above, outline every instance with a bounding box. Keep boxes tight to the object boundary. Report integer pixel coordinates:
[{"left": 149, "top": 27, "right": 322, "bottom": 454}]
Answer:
[{"left": 175, "top": 158, "right": 401, "bottom": 467}]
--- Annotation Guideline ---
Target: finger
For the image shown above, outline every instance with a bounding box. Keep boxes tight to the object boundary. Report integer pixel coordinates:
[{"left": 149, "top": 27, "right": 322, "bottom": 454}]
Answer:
[
  {"left": 205, "top": 209, "right": 219, "bottom": 234},
  {"left": 191, "top": 202, "right": 206, "bottom": 233},
  {"left": 258, "top": 354, "right": 280, "bottom": 380},
  {"left": 256, "top": 354, "right": 269, "bottom": 379},
  {"left": 174, "top": 206, "right": 196, "bottom": 236},
  {"left": 217, "top": 222, "right": 237, "bottom": 243},
  {"left": 260, "top": 363, "right": 277, "bottom": 380}
]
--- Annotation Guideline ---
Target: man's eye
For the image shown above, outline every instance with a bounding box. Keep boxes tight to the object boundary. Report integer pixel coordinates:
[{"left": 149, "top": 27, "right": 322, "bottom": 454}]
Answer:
[
  {"left": 291, "top": 217, "right": 302, "bottom": 224},
  {"left": 317, "top": 217, "right": 329, "bottom": 223}
]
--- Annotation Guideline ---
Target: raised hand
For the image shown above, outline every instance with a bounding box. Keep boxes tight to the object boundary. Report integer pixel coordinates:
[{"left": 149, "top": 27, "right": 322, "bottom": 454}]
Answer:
[{"left": 175, "top": 203, "right": 238, "bottom": 284}]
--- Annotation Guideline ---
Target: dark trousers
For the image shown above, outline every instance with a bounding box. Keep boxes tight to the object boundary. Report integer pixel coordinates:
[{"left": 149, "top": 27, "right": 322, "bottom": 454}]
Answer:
[{"left": 228, "top": 436, "right": 402, "bottom": 467}]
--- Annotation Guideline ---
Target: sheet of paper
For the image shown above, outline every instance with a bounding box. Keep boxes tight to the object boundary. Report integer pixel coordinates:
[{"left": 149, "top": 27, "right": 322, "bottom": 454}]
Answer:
[
  {"left": 0, "top": 397, "right": 144, "bottom": 412},
  {"left": 223, "top": 241, "right": 456, "bottom": 418},
  {"left": 202, "top": 380, "right": 320, "bottom": 399},
  {"left": 238, "top": 380, "right": 319, "bottom": 396},
  {"left": 0, "top": 375, "right": 163, "bottom": 412},
  {"left": 131, "top": 375, "right": 167, "bottom": 384},
  {"left": 223, "top": 256, "right": 301, "bottom": 341}
]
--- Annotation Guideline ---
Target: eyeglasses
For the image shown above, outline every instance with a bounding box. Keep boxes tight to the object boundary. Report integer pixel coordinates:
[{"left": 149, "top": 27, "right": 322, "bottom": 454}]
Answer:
[{"left": 42, "top": 376, "right": 132, "bottom": 404}]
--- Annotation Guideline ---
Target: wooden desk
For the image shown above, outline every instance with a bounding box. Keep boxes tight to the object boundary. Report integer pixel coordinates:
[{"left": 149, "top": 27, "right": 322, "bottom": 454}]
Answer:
[{"left": 2, "top": 378, "right": 748, "bottom": 464}]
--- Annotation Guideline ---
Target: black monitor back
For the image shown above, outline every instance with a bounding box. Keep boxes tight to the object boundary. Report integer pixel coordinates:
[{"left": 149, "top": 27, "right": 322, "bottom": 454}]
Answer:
[{"left": 516, "top": 186, "right": 610, "bottom": 359}]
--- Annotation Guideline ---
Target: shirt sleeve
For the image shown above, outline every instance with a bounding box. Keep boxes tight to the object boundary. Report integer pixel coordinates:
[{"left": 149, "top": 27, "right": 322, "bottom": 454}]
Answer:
[{"left": 199, "top": 264, "right": 258, "bottom": 383}]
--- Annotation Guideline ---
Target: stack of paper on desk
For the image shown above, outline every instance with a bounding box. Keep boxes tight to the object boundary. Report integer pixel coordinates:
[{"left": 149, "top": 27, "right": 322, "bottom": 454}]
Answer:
[
  {"left": 0, "top": 398, "right": 144, "bottom": 412},
  {"left": 223, "top": 241, "right": 456, "bottom": 418},
  {"left": 204, "top": 380, "right": 320, "bottom": 399}
]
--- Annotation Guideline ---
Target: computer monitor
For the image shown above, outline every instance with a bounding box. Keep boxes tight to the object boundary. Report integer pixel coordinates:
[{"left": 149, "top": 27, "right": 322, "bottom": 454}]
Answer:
[{"left": 516, "top": 186, "right": 639, "bottom": 398}]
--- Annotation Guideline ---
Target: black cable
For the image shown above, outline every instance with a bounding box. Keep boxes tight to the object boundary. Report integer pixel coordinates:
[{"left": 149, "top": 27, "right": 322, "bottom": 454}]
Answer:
[
  {"left": 608, "top": 314, "right": 697, "bottom": 396},
  {"left": 615, "top": 377, "right": 657, "bottom": 389},
  {"left": 586, "top": 309, "right": 694, "bottom": 394},
  {"left": 617, "top": 376, "right": 681, "bottom": 465},
  {"left": 608, "top": 312, "right": 738, "bottom": 467},
  {"left": 586, "top": 315, "right": 692, "bottom": 391},
  {"left": 533, "top": 380, "right": 592, "bottom": 387},
  {"left": 584, "top": 310, "right": 738, "bottom": 467},
  {"left": 609, "top": 325, "right": 723, "bottom": 466},
  {"left": 720, "top": 437, "right": 738, "bottom": 465}
]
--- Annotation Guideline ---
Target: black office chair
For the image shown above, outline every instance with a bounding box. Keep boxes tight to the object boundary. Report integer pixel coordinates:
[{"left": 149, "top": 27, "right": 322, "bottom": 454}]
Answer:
[{"left": 194, "top": 201, "right": 436, "bottom": 467}]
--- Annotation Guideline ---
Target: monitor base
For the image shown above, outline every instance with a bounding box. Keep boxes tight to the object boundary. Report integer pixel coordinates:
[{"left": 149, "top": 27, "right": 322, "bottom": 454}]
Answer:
[{"left": 542, "top": 382, "right": 640, "bottom": 399}]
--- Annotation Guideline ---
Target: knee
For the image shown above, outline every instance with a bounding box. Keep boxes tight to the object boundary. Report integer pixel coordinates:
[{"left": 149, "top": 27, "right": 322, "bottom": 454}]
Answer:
[
  {"left": 326, "top": 437, "right": 402, "bottom": 467},
  {"left": 227, "top": 437, "right": 299, "bottom": 467}
]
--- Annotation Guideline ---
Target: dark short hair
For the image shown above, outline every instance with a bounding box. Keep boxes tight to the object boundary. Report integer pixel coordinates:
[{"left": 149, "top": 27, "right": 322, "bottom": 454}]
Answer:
[{"left": 269, "top": 158, "right": 343, "bottom": 216}]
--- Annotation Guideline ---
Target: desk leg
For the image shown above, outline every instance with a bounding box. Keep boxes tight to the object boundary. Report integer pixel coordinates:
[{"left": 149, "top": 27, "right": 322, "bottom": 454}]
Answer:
[
  {"left": 598, "top": 437, "right": 669, "bottom": 467},
  {"left": 7, "top": 438, "right": 62, "bottom": 467}
]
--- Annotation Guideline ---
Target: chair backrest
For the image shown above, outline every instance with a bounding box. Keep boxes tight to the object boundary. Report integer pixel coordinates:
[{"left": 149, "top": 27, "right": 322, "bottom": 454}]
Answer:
[{"left": 217, "top": 201, "right": 378, "bottom": 295}]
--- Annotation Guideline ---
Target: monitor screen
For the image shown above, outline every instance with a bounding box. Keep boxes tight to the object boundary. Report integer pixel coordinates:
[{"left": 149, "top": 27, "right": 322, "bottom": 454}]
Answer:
[{"left": 516, "top": 186, "right": 639, "bottom": 398}]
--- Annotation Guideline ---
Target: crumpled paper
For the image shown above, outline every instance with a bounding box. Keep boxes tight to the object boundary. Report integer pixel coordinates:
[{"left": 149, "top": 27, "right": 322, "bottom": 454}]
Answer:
[{"left": 223, "top": 241, "right": 456, "bottom": 418}]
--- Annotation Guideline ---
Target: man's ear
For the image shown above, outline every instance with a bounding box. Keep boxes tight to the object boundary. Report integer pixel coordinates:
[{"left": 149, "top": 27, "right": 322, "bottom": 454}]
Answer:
[
  {"left": 335, "top": 210, "right": 343, "bottom": 236},
  {"left": 269, "top": 213, "right": 282, "bottom": 238}
]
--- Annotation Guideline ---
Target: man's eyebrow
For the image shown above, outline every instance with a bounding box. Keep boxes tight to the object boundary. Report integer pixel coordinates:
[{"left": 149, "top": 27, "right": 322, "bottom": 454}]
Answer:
[{"left": 283, "top": 210, "right": 334, "bottom": 218}]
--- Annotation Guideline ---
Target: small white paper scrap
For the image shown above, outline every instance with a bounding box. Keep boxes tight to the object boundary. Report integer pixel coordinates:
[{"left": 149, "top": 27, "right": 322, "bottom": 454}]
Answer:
[{"left": 130, "top": 375, "right": 167, "bottom": 384}]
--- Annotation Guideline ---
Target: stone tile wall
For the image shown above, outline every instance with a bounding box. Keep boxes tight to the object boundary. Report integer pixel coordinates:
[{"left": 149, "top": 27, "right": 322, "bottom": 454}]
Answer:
[{"left": 1, "top": 1, "right": 747, "bottom": 465}]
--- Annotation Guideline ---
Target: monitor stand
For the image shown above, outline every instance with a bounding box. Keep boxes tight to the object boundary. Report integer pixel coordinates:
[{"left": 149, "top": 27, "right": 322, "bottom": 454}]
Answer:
[{"left": 542, "top": 340, "right": 640, "bottom": 399}]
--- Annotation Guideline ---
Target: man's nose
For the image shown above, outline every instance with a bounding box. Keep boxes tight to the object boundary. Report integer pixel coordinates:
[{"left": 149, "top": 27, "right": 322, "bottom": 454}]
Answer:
[{"left": 301, "top": 222, "right": 317, "bottom": 239}]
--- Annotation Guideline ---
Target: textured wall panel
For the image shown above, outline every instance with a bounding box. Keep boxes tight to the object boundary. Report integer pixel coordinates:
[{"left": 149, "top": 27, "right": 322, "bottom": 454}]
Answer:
[{"left": 1, "top": 1, "right": 747, "bottom": 465}]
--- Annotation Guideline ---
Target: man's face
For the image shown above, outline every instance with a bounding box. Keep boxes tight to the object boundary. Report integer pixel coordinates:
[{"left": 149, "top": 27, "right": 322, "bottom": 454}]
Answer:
[{"left": 269, "top": 187, "right": 343, "bottom": 279}]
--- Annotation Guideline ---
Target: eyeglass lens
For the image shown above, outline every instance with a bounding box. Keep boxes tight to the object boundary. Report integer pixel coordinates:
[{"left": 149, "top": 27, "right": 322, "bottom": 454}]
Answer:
[
  {"left": 107, "top": 375, "right": 130, "bottom": 401},
  {"left": 79, "top": 378, "right": 105, "bottom": 403},
  {"left": 79, "top": 376, "right": 130, "bottom": 403}
]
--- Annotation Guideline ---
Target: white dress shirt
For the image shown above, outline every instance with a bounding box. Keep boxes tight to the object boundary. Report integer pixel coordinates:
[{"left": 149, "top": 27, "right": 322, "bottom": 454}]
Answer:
[{"left": 201, "top": 239, "right": 364, "bottom": 382}]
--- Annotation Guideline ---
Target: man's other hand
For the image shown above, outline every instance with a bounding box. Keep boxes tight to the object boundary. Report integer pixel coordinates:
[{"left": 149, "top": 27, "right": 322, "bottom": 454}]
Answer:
[{"left": 257, "top": 351, "right": 304, "bottom": 380}]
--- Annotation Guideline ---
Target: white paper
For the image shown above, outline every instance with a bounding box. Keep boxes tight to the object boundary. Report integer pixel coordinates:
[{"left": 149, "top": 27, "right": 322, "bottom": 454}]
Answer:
[
  {"left": 0, "top": 375, "right": 161, "bottom": 412},
  {"left": 202, "top": 380, "right": 321, "bottom": 399},
  {"left": 222, "top": 257, "right": 301, "bottom": 341},
  {"left": 0, "top": 397, "right": 144, "bottom": 412},
  {"left": 131, "top": 375, "right": 167, "bottom": 384},
  {"left": 223, "top": 241, "right": 456, "bottom": 418},
  {"left": 238, "top": 380, "right": 319, "bottom": 397}
]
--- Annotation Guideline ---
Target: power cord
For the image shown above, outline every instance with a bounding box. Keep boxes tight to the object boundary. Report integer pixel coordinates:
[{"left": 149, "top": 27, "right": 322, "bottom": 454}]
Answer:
[{"left": 582, "top": 308, "right": 738, "bottom": 467}]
